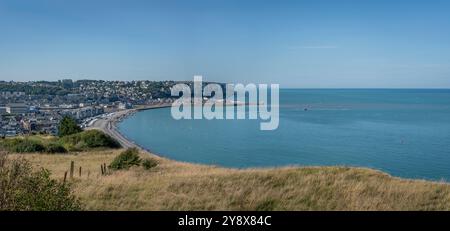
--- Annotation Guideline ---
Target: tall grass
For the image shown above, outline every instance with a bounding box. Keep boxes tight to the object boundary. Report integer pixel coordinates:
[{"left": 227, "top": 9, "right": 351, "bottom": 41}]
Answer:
[{"left": 13, "top": 149, "right": 450, "bottom": 211}]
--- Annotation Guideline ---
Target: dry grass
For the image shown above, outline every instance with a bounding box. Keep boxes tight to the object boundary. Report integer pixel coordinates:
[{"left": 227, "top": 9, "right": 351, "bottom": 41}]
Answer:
[{"left": 11, "top": 149, "right": 450, "bottom": 211}]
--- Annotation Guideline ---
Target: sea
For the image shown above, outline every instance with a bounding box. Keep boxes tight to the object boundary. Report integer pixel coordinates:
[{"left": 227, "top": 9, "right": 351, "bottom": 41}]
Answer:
[{"left": 118, "top": 89, "right": 450, "bottom": 181}]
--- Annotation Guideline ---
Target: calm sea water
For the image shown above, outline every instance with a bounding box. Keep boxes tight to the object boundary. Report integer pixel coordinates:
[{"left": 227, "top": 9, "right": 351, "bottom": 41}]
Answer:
[{"left": 118, "top": 89, "right": 450, "bottom": 181}]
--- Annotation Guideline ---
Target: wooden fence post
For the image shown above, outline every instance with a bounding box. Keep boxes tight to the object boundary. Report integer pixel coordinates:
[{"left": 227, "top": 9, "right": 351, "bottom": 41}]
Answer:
[
  {"left": 63, "top": 171, "right": 67, "bottom": 183},
  {"left": 79, "top": 166, "right": 82, "bottom": 177},
  {"left": 70, "top": 161, "right": 74, "bottom": 178}
]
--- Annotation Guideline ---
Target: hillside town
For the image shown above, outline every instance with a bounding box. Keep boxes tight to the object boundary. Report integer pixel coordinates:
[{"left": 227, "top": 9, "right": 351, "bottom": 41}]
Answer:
[{"left": 0, "top": 79, "right": 184, "bottom": 137}]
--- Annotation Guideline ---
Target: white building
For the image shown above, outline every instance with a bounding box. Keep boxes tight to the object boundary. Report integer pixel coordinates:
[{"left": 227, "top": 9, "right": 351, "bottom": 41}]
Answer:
[
  {"left": 118, "top": 102, "right": 132, "bottom": 110},
  {"left": 60, "top": 106, "right": 104, "bottom": 120},
  {"left": 6, "top": 103, "right": 29, "bottom": 114}
]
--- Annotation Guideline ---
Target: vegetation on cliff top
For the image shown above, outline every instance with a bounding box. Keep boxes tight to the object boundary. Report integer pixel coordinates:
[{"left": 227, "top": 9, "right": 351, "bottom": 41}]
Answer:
[
  {"left": 0, "top": 152, "right": 81, "bottom": 211},
  {"left": 109, "top": 148, "right": 158, "bottom": 170},
  {"left": 60, "top": 130, "right": 121, "bottom": 151},
  {"left": 0, "top": 130, "right": 121, "bottom": 154},
  {"left": 11, "top": 149, "right": 450, "bottom": 211}
]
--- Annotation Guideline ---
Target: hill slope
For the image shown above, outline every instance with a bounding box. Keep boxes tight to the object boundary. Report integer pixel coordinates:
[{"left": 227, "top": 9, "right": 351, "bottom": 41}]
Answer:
[{"left": 13, "top": 149, "right": 450, "bottom": 211}]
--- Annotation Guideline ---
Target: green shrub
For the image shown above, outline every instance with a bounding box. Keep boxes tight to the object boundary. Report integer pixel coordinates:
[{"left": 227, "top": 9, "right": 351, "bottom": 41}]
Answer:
[
  {"left": 142, "top": 158, "right": 158, "bottom": 170},
  {"left": 0, "top": 131, "right": 120, "bottom": 154},
  {"left": 60, "top": 130, "right": 121, "bottom": 151},
  {"left": 0, "top": 137, "right": 69, "bottom": 154},
  {"left": 45, "top": 142, "right": 67, "bottom": 154},
  {"left": 58, "top": 116, "right": 82, "bottom": 137},
  {"left": 109, "top": 148, "right": 141, "bottom": 170},
  {"left": 11, "top": 139, "right": 45, "bottom": 153},
  {"left": 0, "top": 153, "right": 82, "bottom": 211},
  {"left": 82, "top": 130, "right": 121, "bottom": 148}
]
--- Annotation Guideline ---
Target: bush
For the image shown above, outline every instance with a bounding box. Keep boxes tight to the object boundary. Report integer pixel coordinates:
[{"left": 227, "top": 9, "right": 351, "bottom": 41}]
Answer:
[
  {"left": 0, "top": 130, "right": 120, "bottom": 154},
  {"left": 45, "top": 142, "right": 67, "bottom": 154},
  {"left": 60, "top": 130, "right": 121, "bottom": 151},
  {"left": 0, "top": 138, "right": 67, "bottom": 154},
  {"left": 15, "top": 139, "right": 45, "bottom": 153},
  {"left": 0, "top": 152, "right": 82, "bottom": 211},
  {"left": 142, "top": 158, "right": 158, "bottom": 170},
  {"left": 58, "top": 116, "right": 82, "bottom": 137},
  {"left": 82, "top": 130, "right": 121, "bottom": 148},
  {"left": 109, "top": 148, "right": 141, "bottom": 170},
  {"left": 11, "top": 139, "right": 45, "bottom": 153}
]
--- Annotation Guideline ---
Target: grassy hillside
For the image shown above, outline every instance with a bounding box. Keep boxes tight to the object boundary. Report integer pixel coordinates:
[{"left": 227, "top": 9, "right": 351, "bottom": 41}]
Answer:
[{"left": 11, "top": 149, "right": 450, "bottom": 211}]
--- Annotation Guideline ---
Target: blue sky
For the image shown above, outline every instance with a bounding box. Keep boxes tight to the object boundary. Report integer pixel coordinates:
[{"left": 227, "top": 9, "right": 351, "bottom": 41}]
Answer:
[{"left": 0, "top": 0, "right": 449, "bottom": 88}]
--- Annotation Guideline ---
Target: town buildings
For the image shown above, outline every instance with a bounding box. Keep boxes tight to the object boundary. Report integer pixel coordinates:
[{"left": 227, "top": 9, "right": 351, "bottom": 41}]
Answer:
[
  {"left": 6, "top": 103, "right": 29, "bottom": 114},
  {"left": 0, "top": 79, "right": 205, "bottom": 137}
]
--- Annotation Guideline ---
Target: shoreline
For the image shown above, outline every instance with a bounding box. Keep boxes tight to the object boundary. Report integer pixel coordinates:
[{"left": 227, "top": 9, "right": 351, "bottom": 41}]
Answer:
[
  {"left": 88, "top": 103, "right": 171, "bottom": 151},
  {"left": 88, "top": 103, "right": 447, "bottom": 184}
]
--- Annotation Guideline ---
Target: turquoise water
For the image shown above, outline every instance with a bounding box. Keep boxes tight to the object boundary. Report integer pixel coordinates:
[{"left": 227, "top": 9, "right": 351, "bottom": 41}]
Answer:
[{"left": 118, "top": 89, "right": 450, "bottom": 181}]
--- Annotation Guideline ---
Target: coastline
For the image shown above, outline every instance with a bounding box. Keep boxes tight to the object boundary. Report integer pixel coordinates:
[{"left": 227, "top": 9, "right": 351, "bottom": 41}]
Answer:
[
  {"left": 87, "top": 103, "right": 448, "bottom": 184},
  {"left": 14, "top": 105, "right": 450, "bottom": 210},
  {"left": 88, "top": 103, "right": 171, "bottom": 152}
]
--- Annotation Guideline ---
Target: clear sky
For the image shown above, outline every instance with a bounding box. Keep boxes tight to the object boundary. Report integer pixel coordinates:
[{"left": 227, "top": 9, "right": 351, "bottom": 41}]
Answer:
[{"left": 1, "top": 0, "right": 449, "bottom": 88}]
